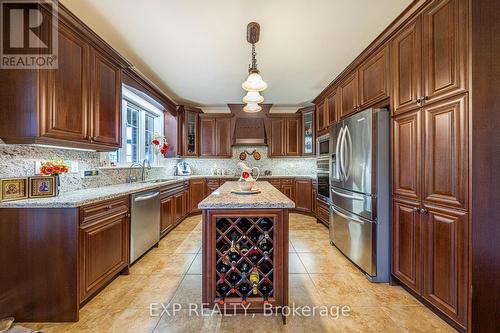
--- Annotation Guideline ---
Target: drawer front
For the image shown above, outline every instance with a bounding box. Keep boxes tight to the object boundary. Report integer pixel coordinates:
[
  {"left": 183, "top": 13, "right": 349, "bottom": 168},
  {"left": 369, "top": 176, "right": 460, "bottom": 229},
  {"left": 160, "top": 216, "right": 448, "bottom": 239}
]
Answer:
[
  {"left": 317, "top": 200, "right": 330, "bottom": 225},
  {"left": 280, "top": 179, "right": 294, "bottom": 185},
  {"left": 206, "top": 179, "right": 220, "bottom": 187},
  {"left": 161, "top": 182, "right": 184, "bottom": 195},
  {"left": 268, "top": 179, "right": 281, "bottom": 188},
  {"left": 80, "top": 196, "right": 128, "bottom": 224}
]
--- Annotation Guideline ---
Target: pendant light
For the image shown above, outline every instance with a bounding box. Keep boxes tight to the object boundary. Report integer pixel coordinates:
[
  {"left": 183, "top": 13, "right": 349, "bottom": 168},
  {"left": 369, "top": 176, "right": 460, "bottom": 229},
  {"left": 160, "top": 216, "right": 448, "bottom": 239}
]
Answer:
[
  {"left": 242, "top": 91, "right": 264, "bottom": 104},
  {"left": 242, "top": 22, "right": 267, "bottom": 112},
  {"left": 242, "top": 103, "right": 262, "bottom": 113}
]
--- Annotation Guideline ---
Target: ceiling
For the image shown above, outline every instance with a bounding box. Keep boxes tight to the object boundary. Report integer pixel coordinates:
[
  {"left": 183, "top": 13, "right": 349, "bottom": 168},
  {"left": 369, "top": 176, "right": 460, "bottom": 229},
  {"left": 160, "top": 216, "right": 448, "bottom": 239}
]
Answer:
[{"left": 60, "top": 0, "right": 412, "bottom": 108}]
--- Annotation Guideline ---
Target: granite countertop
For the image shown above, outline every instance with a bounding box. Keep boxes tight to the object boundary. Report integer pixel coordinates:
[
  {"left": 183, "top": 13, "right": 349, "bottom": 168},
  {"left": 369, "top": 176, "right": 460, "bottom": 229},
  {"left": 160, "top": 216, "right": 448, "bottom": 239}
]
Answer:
[
  {"left": 0, "top": 179, "right": 185, "bottom": 208},
  {"left": 0, "top": 174, "right": 313, "bottom": 209},
  {"left": 198, "top": 181, "right": 295, "bottom": 210}
]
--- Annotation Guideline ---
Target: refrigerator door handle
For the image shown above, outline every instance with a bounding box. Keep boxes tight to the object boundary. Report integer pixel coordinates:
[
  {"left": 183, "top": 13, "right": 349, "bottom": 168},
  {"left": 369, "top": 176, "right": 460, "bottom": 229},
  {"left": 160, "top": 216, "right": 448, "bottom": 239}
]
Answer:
[
  {"left": 344, "top": 126, "right": 352, "bottom": 181},
  {"left": 335, "top": 127, "right": 345, "bottom": 180},
  {"left": 331, "top": 205, "right": 374, "bottom": 225},
  {"left": 331, "top": 188, "right": 364, "bottom": 201},
  {"left": 339, "top": 126, "right": 348, "bottom": 180}
]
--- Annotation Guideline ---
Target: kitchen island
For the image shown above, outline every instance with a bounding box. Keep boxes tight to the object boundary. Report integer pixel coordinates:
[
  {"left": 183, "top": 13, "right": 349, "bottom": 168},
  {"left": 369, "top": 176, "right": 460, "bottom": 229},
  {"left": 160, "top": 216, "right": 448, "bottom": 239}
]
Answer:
[{"left": 198, "top": 181, "right": 294, "bottom": 322}]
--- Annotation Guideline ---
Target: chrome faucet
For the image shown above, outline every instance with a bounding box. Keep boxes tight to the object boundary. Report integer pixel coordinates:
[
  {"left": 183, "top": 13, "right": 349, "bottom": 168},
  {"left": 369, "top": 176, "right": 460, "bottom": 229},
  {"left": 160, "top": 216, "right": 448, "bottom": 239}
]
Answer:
[
  {"left": 141, "top": 159, "right": 152, "bottom": 182},
  {"left": 127, "top": 163, "right": 142, "bottom": 183}
]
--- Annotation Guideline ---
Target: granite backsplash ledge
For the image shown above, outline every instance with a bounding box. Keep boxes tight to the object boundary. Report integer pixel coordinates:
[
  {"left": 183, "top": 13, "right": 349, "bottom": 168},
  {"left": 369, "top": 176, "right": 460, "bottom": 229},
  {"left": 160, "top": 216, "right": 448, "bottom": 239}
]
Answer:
[
  {"left": 0, "top": 143, "right": 315, "bottom": 194},
  {"left": 0, "top": 144, "right": 177, "bottom": 193}
]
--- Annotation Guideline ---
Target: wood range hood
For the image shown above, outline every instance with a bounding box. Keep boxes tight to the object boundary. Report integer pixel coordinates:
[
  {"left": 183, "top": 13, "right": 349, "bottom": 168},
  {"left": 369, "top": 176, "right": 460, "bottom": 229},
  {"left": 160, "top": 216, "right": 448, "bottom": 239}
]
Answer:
[{"left": 227, "top": 104, "right": 272, "bottom": 146}]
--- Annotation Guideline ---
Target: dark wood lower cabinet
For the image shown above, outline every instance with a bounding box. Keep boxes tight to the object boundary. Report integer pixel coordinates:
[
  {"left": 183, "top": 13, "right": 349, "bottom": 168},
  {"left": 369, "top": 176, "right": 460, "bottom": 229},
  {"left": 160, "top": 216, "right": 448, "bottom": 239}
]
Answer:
[
  {"left": 294, "top": 179, "right": 312, "bottom": 213},
  {"left": 392, "top": 198, "right": 421, "bottom": 293},
  {"left": 205, "top": 179, "right": 220, "bottom": 196},
  {"left": 79, "top": 210, "right": 129, "bottom": 303},
  {"left": 392, "top": 199, "right": 468, "bottom": 329},
  {"left": 160, "top": 195, "right": 175, "bottom": 236},
  {"left": 189, "top": 179, "right": 206, "bottom": 214},
  {"left": 422, "top": 205, "right": 468, "bottom": 327},
  {"left": 316, "top": 199, "right": 329, "bottom": 227}
]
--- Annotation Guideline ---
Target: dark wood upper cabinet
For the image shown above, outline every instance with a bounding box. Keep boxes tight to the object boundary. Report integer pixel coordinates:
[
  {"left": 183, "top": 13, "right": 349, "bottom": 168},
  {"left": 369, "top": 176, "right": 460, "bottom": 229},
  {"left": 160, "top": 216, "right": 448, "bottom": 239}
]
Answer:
[
  {"left": 41, "top": 23, "right": 90, "bottom": 143},
  {"left": 422, "top": 0, "right": 467, "bottom": 104},
  {"left": 269, "top": 116, "right": 301, "bottom": 157},
  {"left": 298, "top": 106, "right": 315, "bottom": 156},
  {"left": 180, "top": 107, "right": 201, "bottom": 156},
  {"left": 315, "top": 99, "right": 327, "bottom": 133},
  {"left": 392, "top": 198, "right": 422, "bottom": 293},
  {"left": 200, "top": 117, "right": 216, "bottom": 156},
  {"left": 215, "top": 117, "right": 232, "bottom": 157},
  {"left": 423, "top": 94, "right": 468, "bottom": 210},
  {"left": 393, "top": 110, "right": 421, "bottom": 201},
  {"left": 339, "top": 72, "right": 359, "bottom": 119},
  {"left": 199, "top": 115, "right": 233, "bottom": 157},
  {"left": 269, "top": 118, "right": 285, "bottom": 157},
  {"left": 326, "top": 90, "right": 338, "bottom": 126},
  {"left": 285, "top": 116, "right": 301, "bottom": 156},
  {"left": 359, "top": 44, "right": 390, "bottom": 108},
  {"left": 90, "top": 50, "right": 122, "bottom": 147},
  {"left": 0, "top": 15, "right": 126, "bottom": 151},
  {"left": 422, "top": 204, "right": 468, "bottom": 326},
  {"left": 391, "top": 17, "right": 422, "bottom": 115}
]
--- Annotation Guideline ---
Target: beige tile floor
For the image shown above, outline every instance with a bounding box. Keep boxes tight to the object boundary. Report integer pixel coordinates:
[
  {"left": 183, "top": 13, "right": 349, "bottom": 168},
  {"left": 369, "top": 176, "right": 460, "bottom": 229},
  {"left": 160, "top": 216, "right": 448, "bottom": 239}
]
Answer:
[{"left": 19, "top": 213, "right": 456, "bottom": 333}]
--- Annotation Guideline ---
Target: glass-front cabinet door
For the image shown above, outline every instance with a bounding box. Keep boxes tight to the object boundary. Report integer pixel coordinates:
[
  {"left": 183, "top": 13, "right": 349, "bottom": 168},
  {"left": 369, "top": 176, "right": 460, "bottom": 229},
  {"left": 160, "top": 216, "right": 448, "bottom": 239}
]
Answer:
[
  {"left": 183, "top": 108, "right": 199, "bottom": 156},
  {"left": 302, "top": 110, "right": 315, "bottom": 156}
]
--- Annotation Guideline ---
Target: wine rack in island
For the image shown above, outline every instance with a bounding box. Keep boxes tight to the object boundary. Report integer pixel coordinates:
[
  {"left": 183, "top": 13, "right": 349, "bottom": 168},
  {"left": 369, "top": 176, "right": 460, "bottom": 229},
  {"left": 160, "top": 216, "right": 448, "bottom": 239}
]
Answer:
[{"left": 202, "top": 209, "right": 289, "bottom": 315}]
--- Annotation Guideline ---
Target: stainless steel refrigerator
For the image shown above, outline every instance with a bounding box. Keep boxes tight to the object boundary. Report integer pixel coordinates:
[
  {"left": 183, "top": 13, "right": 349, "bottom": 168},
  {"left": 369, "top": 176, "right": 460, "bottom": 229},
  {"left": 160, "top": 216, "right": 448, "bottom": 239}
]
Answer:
[{"left": 329, "top": 108, "right": 390, "bottom": 282}]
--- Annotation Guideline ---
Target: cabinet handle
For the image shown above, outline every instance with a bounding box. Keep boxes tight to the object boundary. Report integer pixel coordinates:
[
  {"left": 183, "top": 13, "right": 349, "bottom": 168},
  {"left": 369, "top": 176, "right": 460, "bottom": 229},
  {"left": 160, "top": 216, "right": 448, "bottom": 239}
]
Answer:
[
  {"left": 416, "top": 97, "right": 422, "bottom": 104},
  {"left": 412, "top": 207, "right": 420, "bottom": 213},
  {"left": 419, "top": 208, "right": 429, "bottom": 215},
  {"left": 107, "top": 205, "right": 112, "bottom": 210}
]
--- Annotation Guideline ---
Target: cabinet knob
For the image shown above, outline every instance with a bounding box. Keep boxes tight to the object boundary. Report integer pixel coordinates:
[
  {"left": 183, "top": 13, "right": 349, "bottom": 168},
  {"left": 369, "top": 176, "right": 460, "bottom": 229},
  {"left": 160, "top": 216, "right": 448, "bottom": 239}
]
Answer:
[
  {"left": 107, "top": 205, "right": 112, "bottom": 210},
  {"left": 413, "top": 207, "right": 420, "bottom": 213},
  {"left": 419, "top": 208, "right": 429, "bottom": 215}
]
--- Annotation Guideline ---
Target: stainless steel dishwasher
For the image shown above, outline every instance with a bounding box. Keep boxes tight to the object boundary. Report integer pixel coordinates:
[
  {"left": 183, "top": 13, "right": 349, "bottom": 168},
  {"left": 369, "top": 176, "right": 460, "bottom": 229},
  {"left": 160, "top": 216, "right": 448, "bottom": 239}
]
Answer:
[{"left": 130, "top": 190, "right": 160, "bottom": 263}]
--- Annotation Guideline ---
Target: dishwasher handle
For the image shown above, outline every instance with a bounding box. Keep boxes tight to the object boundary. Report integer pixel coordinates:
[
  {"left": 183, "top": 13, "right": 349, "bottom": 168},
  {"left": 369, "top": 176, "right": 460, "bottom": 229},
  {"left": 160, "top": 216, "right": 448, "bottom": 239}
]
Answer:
[{"left": 134, "top": 192, "right": 159, "bottom": 202}]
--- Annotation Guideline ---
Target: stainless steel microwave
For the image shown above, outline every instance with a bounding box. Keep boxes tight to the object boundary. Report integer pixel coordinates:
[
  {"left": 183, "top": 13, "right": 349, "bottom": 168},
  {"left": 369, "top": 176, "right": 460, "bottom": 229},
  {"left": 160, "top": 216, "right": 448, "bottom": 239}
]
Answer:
[{"left": 316, "top": 134, "right": 330, "bottom": 157}]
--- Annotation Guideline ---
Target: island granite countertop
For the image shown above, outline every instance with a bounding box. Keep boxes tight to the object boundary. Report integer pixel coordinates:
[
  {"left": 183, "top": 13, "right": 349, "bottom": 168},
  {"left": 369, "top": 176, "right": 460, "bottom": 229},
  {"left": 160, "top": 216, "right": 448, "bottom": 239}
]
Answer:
[{"left": 198, "top": 181, "right": 295, "bottom": 209}]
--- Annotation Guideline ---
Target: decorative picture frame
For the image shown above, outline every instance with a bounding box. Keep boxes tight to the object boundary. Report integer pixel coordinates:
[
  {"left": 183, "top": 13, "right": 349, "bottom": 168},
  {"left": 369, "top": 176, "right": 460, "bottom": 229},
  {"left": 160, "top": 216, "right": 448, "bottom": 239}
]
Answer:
[
  {"left": 29, "top": 176, "right": 56, "bottom": 198},
  {"left": 0, "top": 178, "right": 28, "bottom": 202}
]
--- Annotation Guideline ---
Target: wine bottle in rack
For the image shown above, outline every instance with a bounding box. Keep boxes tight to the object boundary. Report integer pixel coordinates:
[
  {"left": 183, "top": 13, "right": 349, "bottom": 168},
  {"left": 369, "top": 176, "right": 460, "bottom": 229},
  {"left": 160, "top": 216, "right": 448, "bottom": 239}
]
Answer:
[
  {"left": 229, "top": 232, "right": 239, "bottom": 253},
  {"left": 240, "top": 283, "right": 249, "bottom": 305},
  {"left": 238, "top": 261, "right": 250, "bottom": 273},
  {"left": 217, "top": 283, "right": 229, "bottom": 304},
  {"left": 240, "top": 236, "right": 250, "bottom": 254},
  {"left": 229, "top": 272, "right": 239, "bottom": 286},
  {"left": 229, "top": 251, "right": 240, "bottom": 263},
  {"left": 260, "top": 280, "right": 271, "bottom": 304},
  {"left": 249, "top": 267, "right": 260, "bottom": 295},
  {"left": 259, "top": 218, "right": 272, "bottom": 231},
  {"left": 247, "top": 248, "right": 260, "bottom": 264},
  {"left": 249, "top": 229, "right": 260, "bottom": 244}
]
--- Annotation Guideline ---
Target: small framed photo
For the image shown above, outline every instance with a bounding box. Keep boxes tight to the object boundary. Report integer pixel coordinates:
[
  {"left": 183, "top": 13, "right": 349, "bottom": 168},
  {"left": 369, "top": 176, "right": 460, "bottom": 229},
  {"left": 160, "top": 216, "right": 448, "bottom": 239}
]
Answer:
[
  {"left": 0, "top": 178, "right": 28, "bottom": 202},
  {"left": 29, "top": 176, "right": 56, "bottom": 198}
]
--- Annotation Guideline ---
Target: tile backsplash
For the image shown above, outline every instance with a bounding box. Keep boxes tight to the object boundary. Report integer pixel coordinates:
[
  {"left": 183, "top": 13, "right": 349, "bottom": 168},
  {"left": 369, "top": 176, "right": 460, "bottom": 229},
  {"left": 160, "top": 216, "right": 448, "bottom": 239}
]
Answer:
[
  {"left": 0, "top": 143, "right": 315, "bottom": 193},
  {"left": 183, "top": 146, "right": 316, "bottom": 177}
]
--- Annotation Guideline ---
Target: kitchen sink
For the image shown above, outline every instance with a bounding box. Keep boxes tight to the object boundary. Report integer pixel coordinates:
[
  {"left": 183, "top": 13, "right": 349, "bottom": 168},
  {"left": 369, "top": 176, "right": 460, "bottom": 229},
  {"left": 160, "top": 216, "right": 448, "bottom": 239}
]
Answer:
[{"left": 142, "top": 178, "right": 177, "bottom": 183}]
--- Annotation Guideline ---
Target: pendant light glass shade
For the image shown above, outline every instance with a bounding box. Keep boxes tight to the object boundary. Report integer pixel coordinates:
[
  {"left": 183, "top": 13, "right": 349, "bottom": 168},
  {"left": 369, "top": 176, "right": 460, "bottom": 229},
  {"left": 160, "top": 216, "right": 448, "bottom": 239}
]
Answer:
[
  {"left": 242, "top": 72, "right": 268, "bottom": 92},
  {"left": 243, "top": 103, "right": 262, "bottom": 113},
  {"left": 242, "top": 91, "right": 264, "bottom": 104}
]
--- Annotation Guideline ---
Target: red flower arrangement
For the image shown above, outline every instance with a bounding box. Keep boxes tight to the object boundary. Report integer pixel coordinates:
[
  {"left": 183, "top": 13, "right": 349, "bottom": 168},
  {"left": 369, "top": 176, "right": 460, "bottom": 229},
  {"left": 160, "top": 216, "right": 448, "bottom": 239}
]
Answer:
[
  {"left": 151, "top": 134, "right": 171, "bottom": 158},
  {"left": 40, "top": 160, "right": 69, "bottom": 176}
]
